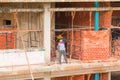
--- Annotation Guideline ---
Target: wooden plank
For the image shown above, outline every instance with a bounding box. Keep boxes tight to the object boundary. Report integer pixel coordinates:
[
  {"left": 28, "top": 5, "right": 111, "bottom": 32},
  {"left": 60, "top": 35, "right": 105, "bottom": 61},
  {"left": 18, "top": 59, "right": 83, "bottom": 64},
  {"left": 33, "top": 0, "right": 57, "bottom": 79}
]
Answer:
[{"left": 49, "top": 7, "right": 120, "bottom": 12}]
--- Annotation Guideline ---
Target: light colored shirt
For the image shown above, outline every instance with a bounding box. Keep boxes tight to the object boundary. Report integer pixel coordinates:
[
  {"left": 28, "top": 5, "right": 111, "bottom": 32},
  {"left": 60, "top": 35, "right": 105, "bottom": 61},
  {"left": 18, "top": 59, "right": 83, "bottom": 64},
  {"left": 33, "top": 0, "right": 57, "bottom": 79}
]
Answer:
[{"left": 58, "top": 42, "right": 66, "bottom": 51}]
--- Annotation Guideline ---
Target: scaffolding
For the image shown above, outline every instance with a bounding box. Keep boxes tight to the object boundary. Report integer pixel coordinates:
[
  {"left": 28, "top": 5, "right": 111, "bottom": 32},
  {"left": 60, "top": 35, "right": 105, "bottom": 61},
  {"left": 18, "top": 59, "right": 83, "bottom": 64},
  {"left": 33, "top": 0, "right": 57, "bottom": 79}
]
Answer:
[{"left": 0, "top": 2, "right": 119, "bottom": 80}]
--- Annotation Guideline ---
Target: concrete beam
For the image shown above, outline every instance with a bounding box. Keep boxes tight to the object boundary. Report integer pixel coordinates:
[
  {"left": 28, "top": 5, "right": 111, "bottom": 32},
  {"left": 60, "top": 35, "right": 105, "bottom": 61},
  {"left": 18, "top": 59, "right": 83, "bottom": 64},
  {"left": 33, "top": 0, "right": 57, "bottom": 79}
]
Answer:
[
  {"left": 43, "top": 3, "right": 51, "bottom": 64},
  {"left": 0, "top": 60, "right": 119, "bottom": 79},
  {"left": 0, "top": 0, "right": 119, "bottom": 2}
]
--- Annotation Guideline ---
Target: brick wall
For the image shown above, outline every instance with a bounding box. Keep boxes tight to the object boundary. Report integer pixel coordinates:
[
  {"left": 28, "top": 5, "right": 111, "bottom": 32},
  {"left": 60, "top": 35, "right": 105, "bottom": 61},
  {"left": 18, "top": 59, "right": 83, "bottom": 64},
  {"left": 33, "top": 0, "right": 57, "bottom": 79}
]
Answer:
[
  {"left": 56, "top": 2, "right": 112, "bottom": 28},
  {"left": 100, "top": 73, "right": 109, "bottom": 80},
  {"left": 70, "top": 29, "right": 110, "bottom": 60},
  {"left": 81, "top": 30, "right": 110, "bottom": 60},
  {"left": 52, "top": 75, "right": 85, "bottom": 80},
  {"left": 73, "top": 75, "right": 85, "bottom": 80},
  {"left": 0, "top": 28, "right": 16, "bottom": 49}
]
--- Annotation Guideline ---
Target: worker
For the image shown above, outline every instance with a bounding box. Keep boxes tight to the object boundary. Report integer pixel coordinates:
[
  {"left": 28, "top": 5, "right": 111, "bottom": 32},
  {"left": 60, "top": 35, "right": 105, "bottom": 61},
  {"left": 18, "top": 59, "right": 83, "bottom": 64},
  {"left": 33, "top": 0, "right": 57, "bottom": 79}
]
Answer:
[{"left": 57, "top": 39, "right": 68, "bottom": 64}]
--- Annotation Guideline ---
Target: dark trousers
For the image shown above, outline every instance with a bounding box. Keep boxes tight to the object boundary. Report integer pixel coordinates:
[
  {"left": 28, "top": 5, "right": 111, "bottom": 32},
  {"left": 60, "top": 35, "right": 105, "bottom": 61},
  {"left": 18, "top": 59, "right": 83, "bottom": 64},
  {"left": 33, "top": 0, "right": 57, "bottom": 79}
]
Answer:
[{"left": 58, "top": 50, "right": 68, "bottom": 64}]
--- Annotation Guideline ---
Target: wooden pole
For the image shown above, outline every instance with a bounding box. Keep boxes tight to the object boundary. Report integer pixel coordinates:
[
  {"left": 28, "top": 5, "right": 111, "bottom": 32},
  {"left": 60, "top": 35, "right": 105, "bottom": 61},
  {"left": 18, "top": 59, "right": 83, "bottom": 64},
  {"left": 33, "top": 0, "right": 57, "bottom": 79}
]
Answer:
[
  {"left": 19, "top": 32, "right": 34, "bottom": 80},
  {"left": 16, "top": 12, "right": 34, "bottom": 80},
  {"left": 70, "top": 11, "right": 76, "bottom": 63},
  {"left": 13, "top": 12, "right": 17, "bottom": 49},
  {"left": 89, "top": 11, "right": 92, "bottom": 29},
  {"left": 13, "top": 12, "right": 17, "bottom": 28},
  {"left": 87, "top": 74, "right": 91, "bottom": 80}
]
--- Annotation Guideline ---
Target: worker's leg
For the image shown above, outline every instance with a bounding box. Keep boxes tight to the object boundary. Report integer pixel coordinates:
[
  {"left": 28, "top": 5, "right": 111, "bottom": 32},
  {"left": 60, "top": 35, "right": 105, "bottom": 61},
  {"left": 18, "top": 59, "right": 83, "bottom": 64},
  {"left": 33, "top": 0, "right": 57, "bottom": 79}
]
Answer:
[
  {"left": 62, "top": 50, "right": 68, "bottom": 63},
  {"left": 58, "top": 51, "right": 62, "bottom": 64}
]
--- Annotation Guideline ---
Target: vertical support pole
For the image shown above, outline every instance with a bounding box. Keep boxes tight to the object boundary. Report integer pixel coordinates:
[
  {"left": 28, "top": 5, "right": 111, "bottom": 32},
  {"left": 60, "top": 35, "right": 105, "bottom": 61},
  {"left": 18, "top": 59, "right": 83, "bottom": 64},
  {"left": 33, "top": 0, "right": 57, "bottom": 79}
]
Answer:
[
  {"left": 13, "top": 12, "right": 17, "bottom": 28},
  {"left": 43, "top": 3, "right": 51, "bottom": 64},
  {"left": 44, "top": 72, "right": 51, "bottom": 80},
  {"left": 108, "top": 72, "right": 111, "bottom": 80},
  {"left": 89, "top": 11, "right": 92, "bottom": 29},
  {"left": 94, "top": 2, "right": 100, "bottom": 79},
  {"left": 44, "top": 75, "right": 51, "bottom": 80},
  {"left": 70, "top": 12, "right": 76, "bottom": 63},
  {"left": 94, "top": 73, "right": 99, "bottom": 80},
  {"left": 13, "top": 12, "right": 17, "bottom": 49},
  {"left": 51, "top": 3, "right": 55, "bottom": 58},
  {"left": 94, "top": 2, "right": 99, "bottom": 31}
]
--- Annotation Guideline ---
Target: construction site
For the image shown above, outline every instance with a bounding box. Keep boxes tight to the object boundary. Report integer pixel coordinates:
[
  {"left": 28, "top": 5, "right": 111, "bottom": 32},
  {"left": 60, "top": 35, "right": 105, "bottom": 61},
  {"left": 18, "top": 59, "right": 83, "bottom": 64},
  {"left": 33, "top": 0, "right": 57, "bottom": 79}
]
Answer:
[{"left": 0, "top": 0, "right": 120, "bottom": 80}]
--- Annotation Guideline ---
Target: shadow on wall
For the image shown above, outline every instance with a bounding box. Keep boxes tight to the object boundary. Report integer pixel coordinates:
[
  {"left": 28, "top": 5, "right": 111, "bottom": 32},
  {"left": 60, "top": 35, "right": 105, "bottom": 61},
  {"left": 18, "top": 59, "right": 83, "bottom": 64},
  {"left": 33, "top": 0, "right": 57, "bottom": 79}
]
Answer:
[{"left": 112, "top": 71, "right": 120, "bottom": 80}]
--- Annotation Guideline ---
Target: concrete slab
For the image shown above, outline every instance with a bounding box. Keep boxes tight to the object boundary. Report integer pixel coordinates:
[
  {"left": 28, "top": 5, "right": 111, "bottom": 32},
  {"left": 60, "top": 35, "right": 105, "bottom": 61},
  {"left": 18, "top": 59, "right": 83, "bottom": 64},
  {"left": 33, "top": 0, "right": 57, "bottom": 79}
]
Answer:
[{"left": 0, "top": 49, "right": 45, "bottom": 67}]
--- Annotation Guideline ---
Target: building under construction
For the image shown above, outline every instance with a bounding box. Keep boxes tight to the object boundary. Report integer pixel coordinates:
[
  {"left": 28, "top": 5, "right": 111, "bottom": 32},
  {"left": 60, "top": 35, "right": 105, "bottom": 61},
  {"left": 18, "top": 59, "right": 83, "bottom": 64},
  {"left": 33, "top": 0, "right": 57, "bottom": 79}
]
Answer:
[{"left": 0, "top": 0, "right": 120, "bottom": 80}]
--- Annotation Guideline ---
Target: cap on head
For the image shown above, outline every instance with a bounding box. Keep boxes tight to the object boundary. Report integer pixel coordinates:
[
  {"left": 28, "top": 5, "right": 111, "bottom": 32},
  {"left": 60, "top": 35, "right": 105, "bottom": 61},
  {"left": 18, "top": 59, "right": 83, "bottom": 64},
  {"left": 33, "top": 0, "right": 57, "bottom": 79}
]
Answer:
[{"left": 57, "top": 35, "right": 63, "bottom": 39}]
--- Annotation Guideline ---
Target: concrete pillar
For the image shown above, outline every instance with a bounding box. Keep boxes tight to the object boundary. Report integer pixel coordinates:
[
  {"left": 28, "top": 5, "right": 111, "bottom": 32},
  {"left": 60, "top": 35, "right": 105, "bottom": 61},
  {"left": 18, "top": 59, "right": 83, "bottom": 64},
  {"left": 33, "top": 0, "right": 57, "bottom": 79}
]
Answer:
[
  {"left": 44, "top": 72, "right": 51, "bottom": 80},
  {"left": 108, "top": 72, "right": 111, "bottom": 80},
  {"left": 43, "top": 3, "right": 51, "bottom": 64}
]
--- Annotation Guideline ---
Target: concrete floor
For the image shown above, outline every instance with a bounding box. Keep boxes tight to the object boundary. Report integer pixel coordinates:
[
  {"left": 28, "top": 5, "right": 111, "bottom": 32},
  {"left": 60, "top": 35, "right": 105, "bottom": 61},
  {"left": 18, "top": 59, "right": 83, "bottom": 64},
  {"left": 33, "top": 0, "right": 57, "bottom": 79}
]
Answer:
[{"left": 0, "top": 49, "right": 45, "bottom": 66}]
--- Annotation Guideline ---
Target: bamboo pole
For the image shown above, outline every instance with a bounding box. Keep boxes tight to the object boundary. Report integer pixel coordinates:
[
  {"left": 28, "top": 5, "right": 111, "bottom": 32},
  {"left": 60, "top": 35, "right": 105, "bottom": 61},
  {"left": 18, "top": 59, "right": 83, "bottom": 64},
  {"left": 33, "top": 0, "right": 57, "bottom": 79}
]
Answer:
[
  {"left": 70, "top": 11, "right": 76, "bottom": 63},
  {"left": 13, "top": 12, "right": 17, "bottom": 49},
  {"left": 87, "top": 74, "right": 91, "bottom": 80},
  {"left": 19, "top": 32, "right": 34, "bottom": 80},
  {"left": 89, "top": 11, "right": 92, "bottom": 29}
]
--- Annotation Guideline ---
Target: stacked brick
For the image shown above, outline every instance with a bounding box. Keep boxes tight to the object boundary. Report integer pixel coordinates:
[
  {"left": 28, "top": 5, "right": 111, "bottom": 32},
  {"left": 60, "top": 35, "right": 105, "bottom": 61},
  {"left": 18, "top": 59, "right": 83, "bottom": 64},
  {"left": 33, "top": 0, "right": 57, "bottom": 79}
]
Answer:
[
  {"left": 0, "top": 28, "right": 16, "bottom": 49},
  {"left": 81, "top": 30, "right": 110, "bottom": 60},
  {"left": 101, "top": 73, "right": 109, "bottom": 80},
  {"left": 70, "top": 30, "right": 110, "bottom": 60},
  {"left": 73, "top": 75, "right": 85, "bottom": 80}
]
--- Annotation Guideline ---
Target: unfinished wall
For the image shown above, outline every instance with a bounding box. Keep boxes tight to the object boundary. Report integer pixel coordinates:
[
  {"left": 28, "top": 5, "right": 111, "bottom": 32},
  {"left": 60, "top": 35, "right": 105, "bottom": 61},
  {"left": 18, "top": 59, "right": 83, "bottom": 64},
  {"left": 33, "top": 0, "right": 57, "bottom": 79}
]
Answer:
[
  {"left": 52, "top": 75, "right": 85, "bottom": 80},
  {"left": 70, "top": 29, "right": 110, "bottom": 60},
  {"left": 111, "top": 3, "right": 120, "bottom": 26},
  {"left": 56, "top": 2, "right": 112, "bottom": 28},
  {"left": 0, "top": 13, "right": 15, "bottom": 49},
  {"left": 81, "top": 30, "right": 110, "bottom": 60},
  {"left": 0, "top": 3, "right": 43, "bottom": 49},
  {"left": 0, "top": 13, "right": 14, "bottom": 26},
  {"left": 17, "top": 12, "right": 42, "bottom": 49}
]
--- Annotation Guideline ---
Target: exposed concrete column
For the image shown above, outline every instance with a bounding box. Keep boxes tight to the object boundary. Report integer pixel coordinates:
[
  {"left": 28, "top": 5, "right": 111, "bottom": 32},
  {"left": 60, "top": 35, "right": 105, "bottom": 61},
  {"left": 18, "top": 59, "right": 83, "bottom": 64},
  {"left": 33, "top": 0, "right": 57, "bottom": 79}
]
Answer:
[
  {"left": 44, "top": 72, "right": 51, "bottom": 80},
  {"left": 108, "top": 72, "right": 111, "bottom": 80},
  {"left": 43, "top": 3, "right": 51, "bottom": 64}
]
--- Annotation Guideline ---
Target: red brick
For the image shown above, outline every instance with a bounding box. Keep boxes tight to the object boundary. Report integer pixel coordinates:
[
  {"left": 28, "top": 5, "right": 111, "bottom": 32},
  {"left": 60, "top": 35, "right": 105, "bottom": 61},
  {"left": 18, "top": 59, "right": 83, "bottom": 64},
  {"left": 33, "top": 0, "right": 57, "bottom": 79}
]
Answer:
[
  {"left": 100, "top": 73, "right": 109, "bottom": 80},
  {"left": 73, "top": 75, "right": 85, "bottom": 80},
  {"left": 69, "top": 30, "right": 111, "bottom": 60},
  {"left": 0, "top": 28, "right": 16, "bottom": 49},
  {"left": 56, "top": 2, "right": 112, "bottom": 28}
]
